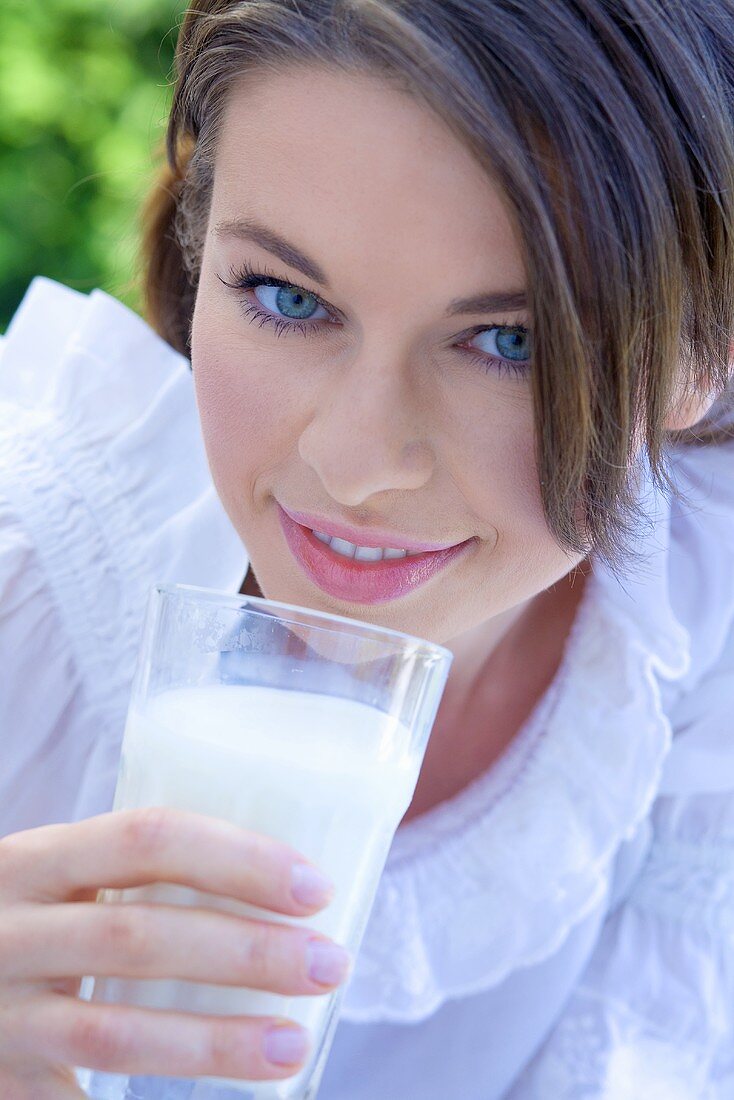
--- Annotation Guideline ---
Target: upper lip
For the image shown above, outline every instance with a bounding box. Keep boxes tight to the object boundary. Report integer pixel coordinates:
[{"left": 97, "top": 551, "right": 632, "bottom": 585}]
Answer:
[{"left": 279, "top": 503, "right": 471, "bottom": 553}]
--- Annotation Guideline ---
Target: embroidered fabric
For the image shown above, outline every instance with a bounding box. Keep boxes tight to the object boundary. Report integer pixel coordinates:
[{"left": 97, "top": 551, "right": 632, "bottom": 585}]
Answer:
[
  {"left": 506, "top": 986, "right": 717, "bottom": 1099},
  {"left": 505, "top": 791, "right": 734, "bottom": 1098}
]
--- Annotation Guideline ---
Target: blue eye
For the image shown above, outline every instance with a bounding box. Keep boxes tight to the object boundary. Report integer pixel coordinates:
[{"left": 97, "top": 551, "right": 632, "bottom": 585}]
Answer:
[
  {"left": 218, "top": 261, "right": 532, "bottom": 379},
  {"left": 218, "top": 261, "right": 332, "bottom": 339},
  {"left": 474, "top": 326, "right": 531, "bottom": 362},
  {"left": 253, "top": 282, "right": 330, "bottom": 323}
]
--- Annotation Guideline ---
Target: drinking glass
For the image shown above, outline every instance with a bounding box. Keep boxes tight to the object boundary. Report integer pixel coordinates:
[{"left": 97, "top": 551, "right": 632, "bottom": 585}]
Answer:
[{"left": 76, "top": 581, "right": 452, "bottom": 1100}]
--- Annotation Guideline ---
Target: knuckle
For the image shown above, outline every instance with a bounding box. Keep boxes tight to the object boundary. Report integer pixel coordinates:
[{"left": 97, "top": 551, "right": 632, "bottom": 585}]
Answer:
[
  {"left": 240, "top": 830, "right": 281, "bottom": 879},
  {"left": 0, "top": 1071, "right": 35, "bottom": 1100},
  {"left": 206, "top": 1018, "right": 244, "bottom": 1071},
  {"left": 0, "top": 835, "right": 24, "bottom": 895},
  {"left": 242, "top": 830, "right": 294, "bottom": 886},
  {"left": 205, "top": 1019, "right": 270, "bottom": 1079},
  {"left": 238, "top": 919, "right": 269, "bottom": 981},
  {"left": 237, "top": 920, "right": 274, "bottom": 984},
  {"left": 66, "top": 1010, "right": 129, "bottom": 1070},
  {"left": 0, "top": 915, "right": 24, "bottom": 975},
  {"left": 101, "top": 907, "right": 156, "bottom": 970},
  {"left": 120, "top": 807, "right": 175, "bottom": 860}
]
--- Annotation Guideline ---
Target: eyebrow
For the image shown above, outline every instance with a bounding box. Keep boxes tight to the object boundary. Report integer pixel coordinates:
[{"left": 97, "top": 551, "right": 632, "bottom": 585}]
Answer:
[{"left": 214, "top": 217, "right": 528, "bottom": 316}]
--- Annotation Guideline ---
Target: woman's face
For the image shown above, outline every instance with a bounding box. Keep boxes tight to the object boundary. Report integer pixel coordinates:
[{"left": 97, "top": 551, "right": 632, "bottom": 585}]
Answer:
[{"left": 191, "top": 65, "right": 586, "bottom": 646}]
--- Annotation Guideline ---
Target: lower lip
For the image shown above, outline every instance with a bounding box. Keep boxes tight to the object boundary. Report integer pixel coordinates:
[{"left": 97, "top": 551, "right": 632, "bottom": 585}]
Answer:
[{"left": 277, "top": 504, "right": 477, "bottom": 604}]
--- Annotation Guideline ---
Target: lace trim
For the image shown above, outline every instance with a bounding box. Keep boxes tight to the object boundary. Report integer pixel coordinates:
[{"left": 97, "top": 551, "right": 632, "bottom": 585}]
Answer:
[
  {"left": 626, "top": 837, "right": 734, "bottom": 934},
  {"left": 507, "top": 985, "right": 715, "bottom": 1099}
]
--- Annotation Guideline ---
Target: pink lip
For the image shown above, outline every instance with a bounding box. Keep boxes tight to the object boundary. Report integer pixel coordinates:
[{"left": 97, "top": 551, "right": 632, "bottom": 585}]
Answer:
[
  {"left": 279, "top": 505, "right": 462, "bottom": 553},
  {"left": 277, "top": 504, "right": 477, "bottom": 604}
]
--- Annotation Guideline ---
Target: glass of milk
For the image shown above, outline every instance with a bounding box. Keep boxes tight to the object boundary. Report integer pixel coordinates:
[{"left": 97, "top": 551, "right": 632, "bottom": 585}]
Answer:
[{"left": 77, "top": 582, "right": 452, "bottom": 1100}]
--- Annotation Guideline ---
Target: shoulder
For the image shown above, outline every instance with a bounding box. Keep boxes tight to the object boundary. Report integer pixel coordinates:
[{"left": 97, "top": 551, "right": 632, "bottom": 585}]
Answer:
[
  {"left": 0, "top": 274, "right": 247, "bottom": 654},
  {"left": 509, "top": 792, "right": 734, "bottom": 1098},
  {"left": 0, "top": 276, "right": 191, "bottom": 429},
  {"left": 666, "top": 437, "right": 734, "bottom": 687},
  {"left": 0, "top": 277, "right": 247, "bottom": 829},
  {"left": 648, "top": 438, "right": 734, "bottom": 796}
]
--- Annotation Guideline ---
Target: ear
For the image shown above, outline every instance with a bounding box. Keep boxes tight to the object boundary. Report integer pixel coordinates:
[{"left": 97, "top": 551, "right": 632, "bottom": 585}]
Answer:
[
  {"left": 662, "top": 340, "right": 732, "bottom": 431},
  {"left": 663, "top": 387, "right": 719, "bottom": 431}
]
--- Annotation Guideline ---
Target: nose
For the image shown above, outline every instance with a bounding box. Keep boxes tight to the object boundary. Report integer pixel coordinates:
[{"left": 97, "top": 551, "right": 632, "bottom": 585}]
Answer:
[{"left": 297, "top": 350, "right": 435, "bottom": 506}]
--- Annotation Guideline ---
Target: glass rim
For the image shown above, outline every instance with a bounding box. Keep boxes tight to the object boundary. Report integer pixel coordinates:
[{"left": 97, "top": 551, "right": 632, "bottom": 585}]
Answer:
[{"left": 154, "top": 582, "right": 453, "bottom": 663}]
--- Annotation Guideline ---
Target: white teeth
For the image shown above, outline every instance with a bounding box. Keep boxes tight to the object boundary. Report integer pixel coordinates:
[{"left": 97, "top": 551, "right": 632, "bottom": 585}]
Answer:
[
  {"left": 311, "top": 530, "right": 422, "bottom": 561},
  {"left": 354, "top": 545, "right": 384, "bottom": 562},
  {"left": 329, "top": 536, "right": 357, "bottom": 559}
]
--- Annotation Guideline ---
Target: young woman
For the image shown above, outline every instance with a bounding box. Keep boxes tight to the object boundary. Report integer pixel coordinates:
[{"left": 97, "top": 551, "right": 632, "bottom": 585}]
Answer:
[{"left": 1, "top": 2, "right": 733, "bottom": 1097}]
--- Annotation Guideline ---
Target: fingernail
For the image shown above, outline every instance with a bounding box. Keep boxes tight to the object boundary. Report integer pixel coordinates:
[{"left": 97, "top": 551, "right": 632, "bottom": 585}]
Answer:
[
  {"left": 291, "top": 862, "right": 334, "bottom": 907},
  {"left": 306, "top": 938, "right": 353, "bottom": 986},
  {"left": 263, "top": 1022, "right": 310, "bottom": 1066}
]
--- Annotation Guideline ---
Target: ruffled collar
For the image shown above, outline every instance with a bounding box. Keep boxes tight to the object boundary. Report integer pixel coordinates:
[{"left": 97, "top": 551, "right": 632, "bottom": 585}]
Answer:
[{"left": 340, "top": 454, "right": 692, "bottom": 1023}]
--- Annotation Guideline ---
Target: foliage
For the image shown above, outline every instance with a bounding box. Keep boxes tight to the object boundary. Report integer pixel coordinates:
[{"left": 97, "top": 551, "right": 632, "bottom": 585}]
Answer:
[{"left": 0, "top": 1, "right": 188, "bottom": 331}]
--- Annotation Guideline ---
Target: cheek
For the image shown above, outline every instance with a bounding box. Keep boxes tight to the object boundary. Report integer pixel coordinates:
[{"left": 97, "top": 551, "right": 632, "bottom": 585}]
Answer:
[
  {"left": 194, "top": 356, "right": 259, "bottom": 460},
  {"left": 190, "top": 297, "right": 283, "bottom": 508},
  {"left": 494, "top": 449, "right": 553, "bottom": 570},
  {"left": 466, "top": 395, "right": 545, "bottom": 535},
  {"left": 462, "top": 397, "right": 581, "bottom": 584}
]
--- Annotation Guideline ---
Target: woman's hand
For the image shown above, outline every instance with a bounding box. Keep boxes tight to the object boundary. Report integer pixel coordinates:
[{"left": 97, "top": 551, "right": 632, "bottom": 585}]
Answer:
[{"left": 0, "top": 807, "right": 351, "bottom": 1099}]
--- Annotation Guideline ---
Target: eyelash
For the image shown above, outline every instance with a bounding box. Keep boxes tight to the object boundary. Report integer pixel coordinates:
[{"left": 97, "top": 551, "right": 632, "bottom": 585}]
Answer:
[{"left": 218, "top": 260, "right": 531, "bottom": 379}]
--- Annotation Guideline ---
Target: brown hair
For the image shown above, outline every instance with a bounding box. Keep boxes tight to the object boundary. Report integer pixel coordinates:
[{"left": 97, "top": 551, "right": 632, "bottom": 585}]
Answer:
[{"left": 141, "top": 0, "right": 734, "bottom": 579}]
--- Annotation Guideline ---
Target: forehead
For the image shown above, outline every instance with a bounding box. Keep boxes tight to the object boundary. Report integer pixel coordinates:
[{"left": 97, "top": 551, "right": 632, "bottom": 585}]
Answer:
[{"left": 212, "top": 65, "right": 525, "bottom": 288}]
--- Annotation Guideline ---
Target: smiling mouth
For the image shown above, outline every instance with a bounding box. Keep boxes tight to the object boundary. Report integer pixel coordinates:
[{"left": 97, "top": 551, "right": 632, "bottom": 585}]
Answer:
[
  {"left": 277, "top": 504, "right": 478, "bottom": 604},
  {"left": 277, "top": 504, "right": 467, "bottom": 555}
]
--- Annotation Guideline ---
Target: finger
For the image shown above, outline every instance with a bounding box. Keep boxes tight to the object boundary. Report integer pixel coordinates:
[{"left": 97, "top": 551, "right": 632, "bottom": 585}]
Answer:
[
  {"left": 11, "top": 994, "right": 311, "bottom": 1082},
  {"left": 0, "top": 903, "right": 352, "bottom": 995},
  {"left": 0, "top": 1066, "right": 87, "bottom": 1100},
  {"left": 0, "top": 808, "right": 334, "bottom": 916}
]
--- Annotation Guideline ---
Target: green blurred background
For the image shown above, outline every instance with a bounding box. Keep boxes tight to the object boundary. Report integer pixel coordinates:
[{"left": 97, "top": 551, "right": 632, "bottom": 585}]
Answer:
[{"left": 0, "top": 1, "right": 189, "bottom": 333}]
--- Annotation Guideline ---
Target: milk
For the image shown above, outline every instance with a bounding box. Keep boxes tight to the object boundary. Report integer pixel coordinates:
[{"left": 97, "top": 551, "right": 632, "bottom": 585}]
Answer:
[{"left": 81, "top": 683, "right": 417, "bottom": 1097}]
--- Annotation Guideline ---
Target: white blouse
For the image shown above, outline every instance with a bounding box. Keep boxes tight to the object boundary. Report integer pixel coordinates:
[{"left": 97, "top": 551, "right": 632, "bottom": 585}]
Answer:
[{"left": 1, "top": 276, "right": 734, "bottom": 1099}]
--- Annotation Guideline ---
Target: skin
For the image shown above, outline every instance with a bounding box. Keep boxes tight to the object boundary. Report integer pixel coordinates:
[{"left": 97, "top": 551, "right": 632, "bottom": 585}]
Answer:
[{"left": 191, "top": 64, "right": 720, "bottom": 822}]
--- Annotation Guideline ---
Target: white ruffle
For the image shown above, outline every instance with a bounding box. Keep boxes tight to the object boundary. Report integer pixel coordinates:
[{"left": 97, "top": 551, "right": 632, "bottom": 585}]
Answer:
[
  {"left": 666, "top": 440, "right": 734, "bottom": 691},
  {"left": 0, "top": 491, "right": 92, "bottom": 835},
  {"left": 340, "top": 453, "right": 698, "bottom": 1023},
  {"left": 505, "top": 789, "right": 734, "bottom": 1098},
  {"left": 0, "top": 277, "right": 248, "bottom": 823},
  {"left": 654, "top": 440, "right": 734, "bottom": 797}
]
